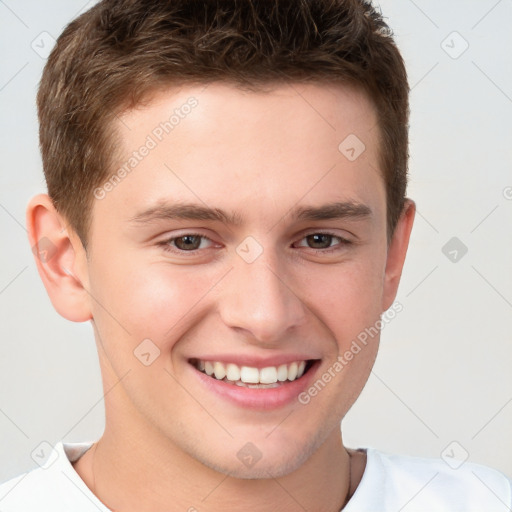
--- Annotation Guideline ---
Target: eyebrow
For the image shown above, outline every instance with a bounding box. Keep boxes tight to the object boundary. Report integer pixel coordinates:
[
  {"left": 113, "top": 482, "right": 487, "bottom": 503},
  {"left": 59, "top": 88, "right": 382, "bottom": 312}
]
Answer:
[
  {"left": 294, "top": 202, "right": 372, "bottom": 221},
  {"left": 130, "top": 202, "right": 244, "bottom": 225},
  {"left": 129, "top": 200, "right": 372, "bottom": 225}
]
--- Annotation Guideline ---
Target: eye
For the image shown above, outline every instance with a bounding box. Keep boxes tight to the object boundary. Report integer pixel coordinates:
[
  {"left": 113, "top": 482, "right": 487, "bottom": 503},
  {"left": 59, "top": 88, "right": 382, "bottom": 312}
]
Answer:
[
  {"left": 304, "top": 233, "right": 336, "bottom": 249},
  {"left": 295, "top": 232, "right": 350, "bottom": 252},
  {"left": 160, "top": 233, "right": 215, "bottom": 253}
]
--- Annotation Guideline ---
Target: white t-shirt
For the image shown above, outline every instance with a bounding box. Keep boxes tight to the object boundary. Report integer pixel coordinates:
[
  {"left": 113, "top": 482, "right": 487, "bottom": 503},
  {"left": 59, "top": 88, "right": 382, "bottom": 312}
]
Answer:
[{"left": 0, "top": 441, "right": 511, "bottom": 511}]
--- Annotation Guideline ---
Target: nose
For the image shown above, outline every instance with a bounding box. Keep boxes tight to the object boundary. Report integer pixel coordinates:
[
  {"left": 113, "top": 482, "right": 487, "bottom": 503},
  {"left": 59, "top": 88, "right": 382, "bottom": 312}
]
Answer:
[{"left": 218, "top": 249, "right": 307, "bottom": 346}]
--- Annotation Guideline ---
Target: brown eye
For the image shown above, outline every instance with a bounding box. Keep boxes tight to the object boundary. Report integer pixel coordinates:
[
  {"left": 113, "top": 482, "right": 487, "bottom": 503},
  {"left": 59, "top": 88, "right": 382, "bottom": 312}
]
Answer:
[
  {"left": 173, "top": 235, "right": 203, "bottom": 251},
  {"left": 305, "top": 233, "right": 334, "bottom": 249},
  {"left": 159, "top": 233, "right": 218, "bottom": 256}
]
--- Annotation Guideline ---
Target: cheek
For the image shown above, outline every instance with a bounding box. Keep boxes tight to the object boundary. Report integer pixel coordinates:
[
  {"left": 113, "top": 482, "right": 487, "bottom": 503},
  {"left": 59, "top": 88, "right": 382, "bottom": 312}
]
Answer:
[
  {"left": 294, "top": 259, "right": 384, "bottom": 416},
  {"left": 298, "top": 255, "right": 386, "bottom": 349},
  {"left": 88, "top": 256, "right": 224, "bottom": 354}
]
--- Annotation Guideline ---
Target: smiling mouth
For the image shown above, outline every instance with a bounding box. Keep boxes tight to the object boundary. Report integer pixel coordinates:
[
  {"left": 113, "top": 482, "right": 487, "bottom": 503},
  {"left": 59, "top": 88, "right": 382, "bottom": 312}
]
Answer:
[{"left": 189, "top": 358, "right": 316, "bottom": 389}]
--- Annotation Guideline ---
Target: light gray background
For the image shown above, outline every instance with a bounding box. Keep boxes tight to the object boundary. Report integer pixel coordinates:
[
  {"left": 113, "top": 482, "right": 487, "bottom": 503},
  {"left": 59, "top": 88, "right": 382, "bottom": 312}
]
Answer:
[{"left": 1, "top": 0, "right": 511, "bottom": 483}]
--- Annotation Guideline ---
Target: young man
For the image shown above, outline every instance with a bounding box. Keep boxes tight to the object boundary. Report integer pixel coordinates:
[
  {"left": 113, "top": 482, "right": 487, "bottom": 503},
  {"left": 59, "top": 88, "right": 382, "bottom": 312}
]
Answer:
[{"left": 1, "top": 0, "right": 511, "bottom": 510}]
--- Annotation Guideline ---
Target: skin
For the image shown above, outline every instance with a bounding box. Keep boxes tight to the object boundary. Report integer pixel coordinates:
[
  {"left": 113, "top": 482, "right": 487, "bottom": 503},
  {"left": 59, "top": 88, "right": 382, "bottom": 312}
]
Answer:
[{"left": 27, "top": 82, "right": 415, "bottom": 511}]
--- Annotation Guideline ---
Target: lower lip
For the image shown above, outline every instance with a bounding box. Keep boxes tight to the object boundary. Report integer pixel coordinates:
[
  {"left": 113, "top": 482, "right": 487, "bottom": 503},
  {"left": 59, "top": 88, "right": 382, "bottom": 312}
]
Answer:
[{"left": 190, "top": 361, "right": 320, "bottom": 410}]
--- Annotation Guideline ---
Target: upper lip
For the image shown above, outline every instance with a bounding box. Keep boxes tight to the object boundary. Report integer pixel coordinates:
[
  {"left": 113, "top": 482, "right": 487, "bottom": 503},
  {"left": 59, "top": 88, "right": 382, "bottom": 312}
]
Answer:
[{"left": 188, "top": 354, "right": 320, "bottom": 369}]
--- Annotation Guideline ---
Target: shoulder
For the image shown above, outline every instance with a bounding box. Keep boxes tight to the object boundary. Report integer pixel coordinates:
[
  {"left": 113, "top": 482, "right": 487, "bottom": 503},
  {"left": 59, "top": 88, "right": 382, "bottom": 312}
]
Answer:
[
  {"left": 347, "top": 447, "right": 512, "bottom": 511},
  {"left": 0, "top": 441, "right": 106, "bottom": 512}
]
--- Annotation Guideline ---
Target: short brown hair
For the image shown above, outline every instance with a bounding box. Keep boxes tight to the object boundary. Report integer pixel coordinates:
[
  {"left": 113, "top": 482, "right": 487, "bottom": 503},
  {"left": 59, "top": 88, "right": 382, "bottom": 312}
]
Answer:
[{"left": 38, "top": 0, "right": 409, "bottom": 246}]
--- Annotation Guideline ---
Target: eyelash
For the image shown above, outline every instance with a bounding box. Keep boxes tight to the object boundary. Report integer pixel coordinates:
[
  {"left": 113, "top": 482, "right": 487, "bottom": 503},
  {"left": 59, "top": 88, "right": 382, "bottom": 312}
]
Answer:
[
  {"left": 158, "top": 231, "right": 351, "bottom": 256},
  {"left": 295, "top": 232, "right": 352, "bottom": 254}
]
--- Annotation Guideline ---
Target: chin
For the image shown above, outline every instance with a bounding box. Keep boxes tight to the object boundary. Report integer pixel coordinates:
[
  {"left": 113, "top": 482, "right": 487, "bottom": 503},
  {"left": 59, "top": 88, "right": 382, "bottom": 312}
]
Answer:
[
  {"left": 201, "top": 453, "right": 309, "bottom": 480},
  {"left": 191, "top": 434, "right": 321, "bottom": 480}
]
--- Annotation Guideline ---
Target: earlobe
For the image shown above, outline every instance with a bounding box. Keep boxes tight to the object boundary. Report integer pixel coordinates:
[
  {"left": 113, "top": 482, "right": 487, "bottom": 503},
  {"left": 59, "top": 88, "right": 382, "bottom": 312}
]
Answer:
[
  {"left": 381, "top": 199, "right": 416, "bottom": 312},
  {"left": 26, "top": 193, "right": 92, "bottom": 322}
]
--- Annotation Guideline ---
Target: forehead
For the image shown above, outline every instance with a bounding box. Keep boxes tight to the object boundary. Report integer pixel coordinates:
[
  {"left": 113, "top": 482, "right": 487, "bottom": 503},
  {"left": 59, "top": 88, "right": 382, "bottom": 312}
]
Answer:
[
  {"left": 93, "top": 82, "right": 384, "bottom": 230},
  {"left": 132, "top": 81, "right": 380, "bottom": 152}
]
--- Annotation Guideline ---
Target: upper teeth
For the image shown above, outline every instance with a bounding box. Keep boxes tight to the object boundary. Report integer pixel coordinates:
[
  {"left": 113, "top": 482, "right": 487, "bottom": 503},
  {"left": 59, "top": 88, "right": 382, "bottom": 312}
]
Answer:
[{"left": 196, "top": 360, "right": 307, "bottom": 384}]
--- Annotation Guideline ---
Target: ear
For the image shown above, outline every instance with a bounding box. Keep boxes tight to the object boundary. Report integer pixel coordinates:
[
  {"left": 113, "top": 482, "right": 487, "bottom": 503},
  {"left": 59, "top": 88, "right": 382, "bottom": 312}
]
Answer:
[
  {"left": 26, "top": 193, "right": 92, "bottom": 322},
  {"left": 382, "top": 199, "right": 416, "bottom": 311}
]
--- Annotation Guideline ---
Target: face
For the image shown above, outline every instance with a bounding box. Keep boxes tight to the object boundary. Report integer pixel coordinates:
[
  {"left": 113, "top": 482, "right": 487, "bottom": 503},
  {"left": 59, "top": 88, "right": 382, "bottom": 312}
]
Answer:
[{"left": 82, "top": 82, "right": 396, "bottom": 477}]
